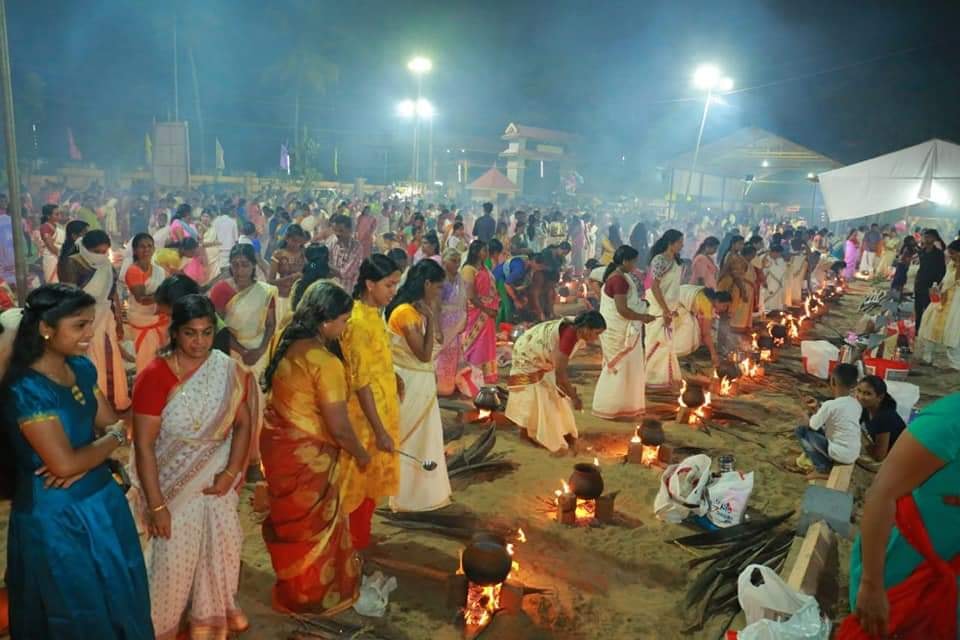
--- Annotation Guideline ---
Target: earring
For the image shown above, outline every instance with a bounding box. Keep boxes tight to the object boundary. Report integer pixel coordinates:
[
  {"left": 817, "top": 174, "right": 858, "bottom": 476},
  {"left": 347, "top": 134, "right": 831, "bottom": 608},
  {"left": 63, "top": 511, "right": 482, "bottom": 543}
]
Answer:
[{"left": 42, "top": 334, "right": 50, "bottom": 341}]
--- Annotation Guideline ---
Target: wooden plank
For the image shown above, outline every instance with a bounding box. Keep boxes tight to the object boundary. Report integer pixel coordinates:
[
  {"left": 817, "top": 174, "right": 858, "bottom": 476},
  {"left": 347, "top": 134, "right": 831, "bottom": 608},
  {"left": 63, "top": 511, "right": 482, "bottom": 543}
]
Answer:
[
  {"left": 786, "top": 521, "right": 835, "bottom": 595},
  {"left": 826, "top": 464, "right": 855, "bottom": 493}
]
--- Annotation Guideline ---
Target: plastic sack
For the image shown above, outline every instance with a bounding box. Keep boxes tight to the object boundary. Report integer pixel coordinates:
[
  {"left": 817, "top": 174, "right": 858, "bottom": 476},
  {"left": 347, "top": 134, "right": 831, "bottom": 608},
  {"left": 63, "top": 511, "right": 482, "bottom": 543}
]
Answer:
[
  {"left": 353, "top": 571, "right": 398, "bottom": 618},
  {"left": 706, "top": 471, "right": 754, "bottom": 528},
  {"left": 654, "top": 454, "right": 712, "bottom": 524},
  {"left": 737, "top": 564, "right": 830, "bottom": 640},
  {"left": 800, "top": 341, "right": 839, "bottom": 380}
]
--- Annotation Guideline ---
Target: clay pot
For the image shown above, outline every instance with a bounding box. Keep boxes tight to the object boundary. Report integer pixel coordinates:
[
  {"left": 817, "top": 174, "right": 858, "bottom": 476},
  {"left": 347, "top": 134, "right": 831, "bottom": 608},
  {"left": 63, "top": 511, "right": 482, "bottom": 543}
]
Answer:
[
  {"left": 639, "top": 419, "right": 665, "bottom": 446},
  {"left": 462, "top": 537, "right": 512, "bottom": 586},
  {"left": 474, "top": 386, "right": 500, "bottom": 411},
  {"left": 757, "top": 335, "right": 775, "bottom": 350},
  {"left": 568, "top": 463, "right": 604, "bottom": 499},
  {"left": 717, "top": 361, "right": 742, "bottom": 380},
  {"left": 681, "top": 383, "right": 706, "bottom": 408},
  {"left": 770, "top": 324, "right": 788, "bottom": 340}
]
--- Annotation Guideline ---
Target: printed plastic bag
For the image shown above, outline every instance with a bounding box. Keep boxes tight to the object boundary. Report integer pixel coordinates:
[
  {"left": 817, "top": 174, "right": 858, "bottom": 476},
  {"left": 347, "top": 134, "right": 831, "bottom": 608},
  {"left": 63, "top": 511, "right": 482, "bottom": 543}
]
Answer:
[
  {"left": 353, "top": 571, "right": 398, "bottom": 618},
  {"left": 737, "top": 565, "right": 830, "bottom": 640},
  {"left": 706, "top": 471, "right": 754, "bottom": 528},
  {"left": 654, "top": 454, "right": 712, "bottom": 523}
]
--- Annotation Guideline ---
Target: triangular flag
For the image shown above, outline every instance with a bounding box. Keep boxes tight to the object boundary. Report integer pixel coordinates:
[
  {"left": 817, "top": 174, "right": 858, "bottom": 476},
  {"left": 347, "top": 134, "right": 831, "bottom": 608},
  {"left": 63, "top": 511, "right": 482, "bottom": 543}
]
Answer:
[
  {"left": 67, "top": 128, "right": 82, "bottom": 161},
  {"left": 144, "top": 133, "right": 153, "bottom": 166},
  {"left": 215, "top": 138, "right": 225, "bottom": 171}
]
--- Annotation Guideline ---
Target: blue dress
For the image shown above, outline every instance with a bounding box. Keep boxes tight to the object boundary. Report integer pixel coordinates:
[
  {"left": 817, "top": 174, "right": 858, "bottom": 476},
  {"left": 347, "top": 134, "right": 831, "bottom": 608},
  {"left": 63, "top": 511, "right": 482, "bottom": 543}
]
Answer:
[{"left": 5, "top": 356, "right": 153, "bottom": 639}]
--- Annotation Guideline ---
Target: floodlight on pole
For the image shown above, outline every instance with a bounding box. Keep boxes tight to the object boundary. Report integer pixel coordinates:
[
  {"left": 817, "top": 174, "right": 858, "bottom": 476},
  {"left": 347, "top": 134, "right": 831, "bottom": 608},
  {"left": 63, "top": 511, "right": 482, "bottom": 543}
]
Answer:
[
  {"left": 407, "top": 56, "right": 432, "bottom": 75},
  {"left": 683, "top": 64, "right": 734, "bottom": 205},
  {"left": 396, "top": 99, "right": 416, "bottom": 118},
  {"left": 416, "top": 98, "right": 434, "bottom": 119}
]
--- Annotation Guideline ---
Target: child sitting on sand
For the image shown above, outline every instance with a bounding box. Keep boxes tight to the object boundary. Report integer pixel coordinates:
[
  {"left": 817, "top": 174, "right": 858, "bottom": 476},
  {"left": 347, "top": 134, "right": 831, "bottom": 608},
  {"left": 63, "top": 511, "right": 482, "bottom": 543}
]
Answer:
[{"left": 794, "top": 363, "right": 861, "bottom": 479}]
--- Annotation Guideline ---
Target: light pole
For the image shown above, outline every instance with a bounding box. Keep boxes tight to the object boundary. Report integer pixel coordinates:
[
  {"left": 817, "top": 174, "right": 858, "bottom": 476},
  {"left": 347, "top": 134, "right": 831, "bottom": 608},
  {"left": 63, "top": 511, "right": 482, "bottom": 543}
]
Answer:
[
  {"left": 407, "top": 56, "right": 432, "bottom": 185},
  {"left": 397, "top": 97, "right": 435, "bottom": 190},
  {"left": 684, "top": 64, "right": 733, "bottom": 204}
]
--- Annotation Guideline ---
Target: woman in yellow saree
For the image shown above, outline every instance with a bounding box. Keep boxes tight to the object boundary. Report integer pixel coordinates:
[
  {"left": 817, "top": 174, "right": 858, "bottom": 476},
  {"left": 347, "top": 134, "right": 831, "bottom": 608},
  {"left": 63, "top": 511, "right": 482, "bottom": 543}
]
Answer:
[
  {"left": 260, "top": 281, "right": 370, "bottom": 615},
  {"left": 210, "top": 243, "right": 278, "bottom": 479}
]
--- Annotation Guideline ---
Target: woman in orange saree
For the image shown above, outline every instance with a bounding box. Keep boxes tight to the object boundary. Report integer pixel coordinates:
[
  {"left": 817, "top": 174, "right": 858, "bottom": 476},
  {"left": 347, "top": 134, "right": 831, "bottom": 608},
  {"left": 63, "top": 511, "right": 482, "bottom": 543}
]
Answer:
[
  {"left": 717, "top": 244, "right": 757, "bottom": 333},
  {"left": 260, "top": 281, "right": 371, "bottom": 615}
]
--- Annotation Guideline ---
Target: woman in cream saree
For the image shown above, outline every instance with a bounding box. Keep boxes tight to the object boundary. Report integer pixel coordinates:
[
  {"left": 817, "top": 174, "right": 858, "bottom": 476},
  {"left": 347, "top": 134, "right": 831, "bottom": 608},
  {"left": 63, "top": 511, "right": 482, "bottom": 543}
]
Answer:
[
  {"left": 385, "top": 260, "right": 452, "bottom": 512},
  {"left": 59, "top": 230, "right": 130, "bottom": 410},
  {"left": 210, "top": 244, "right": 278, "bottom": 479},
  {"left": 131, "top": 295, "right": 253, "bottom": 640},
  {"left": 644, "top": 230, "right": 685, "bottom": 389},
  {"left": 123, "top": 233, "right": 169, "bottom": 373}
]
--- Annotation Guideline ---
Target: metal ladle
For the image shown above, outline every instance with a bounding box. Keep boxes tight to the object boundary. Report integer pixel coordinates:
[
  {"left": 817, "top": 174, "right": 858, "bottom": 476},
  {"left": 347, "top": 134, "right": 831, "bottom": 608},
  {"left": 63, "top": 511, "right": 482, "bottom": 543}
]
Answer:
[{"left": 399, "top": 450, "right": 438, "bottom": 471}]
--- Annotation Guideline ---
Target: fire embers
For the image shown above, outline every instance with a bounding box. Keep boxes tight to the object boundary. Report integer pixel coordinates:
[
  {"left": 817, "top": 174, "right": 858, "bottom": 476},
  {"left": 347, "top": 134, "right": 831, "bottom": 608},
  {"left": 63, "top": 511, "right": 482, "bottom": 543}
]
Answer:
[{"left": 452, "top": 529, "right": 528, "bottom": 636}]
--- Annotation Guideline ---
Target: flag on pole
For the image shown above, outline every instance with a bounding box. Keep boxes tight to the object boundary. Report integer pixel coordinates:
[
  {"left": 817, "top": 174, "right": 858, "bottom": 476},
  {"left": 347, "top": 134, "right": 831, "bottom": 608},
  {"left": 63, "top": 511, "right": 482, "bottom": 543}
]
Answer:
[
  {"left": 215, "top": 138, "right": 225, "bottom": 171},
  {"left": 280, "top": 143, "right": 290, "bottom": 175},
  {"left": 67, "top": 128, "right": 82, "bottom": 160},
  {"left": 144, "top": 133, "right": 153, "bottom": 166}
]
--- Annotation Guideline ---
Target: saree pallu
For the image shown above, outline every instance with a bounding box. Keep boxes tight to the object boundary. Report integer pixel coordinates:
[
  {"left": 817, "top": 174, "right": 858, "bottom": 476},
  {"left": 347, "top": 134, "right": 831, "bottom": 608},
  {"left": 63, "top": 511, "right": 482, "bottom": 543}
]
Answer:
[
  {"left": 260, "top": 413, "right": 361, "bottom": 615},
  {"left": 784, "top": 255, "right": 805, "bottom": 308},
  {"left": 462, "top": 266, "right": 498, "bottom": 377},
  {"left": 126, "top": 265, "right": 168, "bottom": 374},
  {"left": 644, "top": 260, "right": 683, "bottom": 389},
  {"left": 504, "top": 319, "right": 580, "bottom": 452},
  {"left": 763, "top": 260, "right": 787, "bottom": 312},
  {"left": 436, "top": 277, "right": 467, "bottom": 396},
  {"left": 224, "top": 281, "right": 278, "bottom": 462},
  {"left": 80, "top": 255, "right": 130, "bottom": 410},
  {"left": 388, "top": 324, "right": 452, "bottom": 512},
  {"left": 593, "top": 276, "right": 646, "bottom": 419},
  {"left": 129, "top": 351, "right": 250, "bottom": 640}
]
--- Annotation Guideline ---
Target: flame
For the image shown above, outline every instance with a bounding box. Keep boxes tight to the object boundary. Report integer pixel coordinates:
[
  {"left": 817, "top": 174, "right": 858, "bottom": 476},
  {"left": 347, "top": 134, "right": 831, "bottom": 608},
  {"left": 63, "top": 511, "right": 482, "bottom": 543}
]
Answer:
[
  {"left": 506, "top": 543, "right": 515, "bottom": 556},
  {"left": 751, "top": 332, "right": 759, "bottom": 351},
  {"left": 719, "top": 376, "right": 733, "bottom": 395},
  {"left": 464, "top": 583, "right": 501, "bottom": 628},
  {"left": 630, "top": 434, "right": 642, "bottom": 443},
  {"left": 739, "top": 357, "right": 761, "bottom": 378},
  {"left": 561, "top": 480, "right": 571, "bottom": 494},
  {"left": 593, "top": 457, "right": 600, "bottom": 467},
  {"left": 516, "top": 528, "right": 527, "bottom": 543},
  {"left": 478, "top": 409, "right": 492, "bottom": 420},
  {"left": 678, "top": 379, "right": 689, "bottom": 408},
  {"left": 641, "top": 444, "right": 660, "bottom": 465},
  {"left": 759, "top": 349, "right": 772, "bottom": 362}
]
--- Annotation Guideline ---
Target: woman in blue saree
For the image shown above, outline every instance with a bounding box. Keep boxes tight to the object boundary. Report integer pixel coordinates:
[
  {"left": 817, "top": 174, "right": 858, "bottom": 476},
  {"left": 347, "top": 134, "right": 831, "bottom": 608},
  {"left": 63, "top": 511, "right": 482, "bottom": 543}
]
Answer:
[{"left": 2, "top": 284, "right": 152, "bottom": 639}]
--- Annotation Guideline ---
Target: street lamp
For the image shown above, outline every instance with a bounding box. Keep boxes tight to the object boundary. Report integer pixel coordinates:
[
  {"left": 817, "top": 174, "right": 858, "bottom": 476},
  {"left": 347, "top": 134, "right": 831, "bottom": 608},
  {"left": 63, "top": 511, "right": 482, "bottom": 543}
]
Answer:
[
  {"left": 407, "top": 56, "right": 432, "bottom": 184},
  {"left": 684, "top": 64, "right": 734, "bottom": 203}
]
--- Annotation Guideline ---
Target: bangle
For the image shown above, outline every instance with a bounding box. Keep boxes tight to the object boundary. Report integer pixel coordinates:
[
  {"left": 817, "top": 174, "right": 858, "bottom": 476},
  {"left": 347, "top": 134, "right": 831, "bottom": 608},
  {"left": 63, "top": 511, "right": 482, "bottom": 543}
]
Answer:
[
  {"left": 106, "top": 429, "right": 126, "bottom": 446},
  {"left": 150, "top": 502, "right": 167, "bottom": 512},
  {"left": 222, "top": 468, "right": 238, "bottom": 478}
]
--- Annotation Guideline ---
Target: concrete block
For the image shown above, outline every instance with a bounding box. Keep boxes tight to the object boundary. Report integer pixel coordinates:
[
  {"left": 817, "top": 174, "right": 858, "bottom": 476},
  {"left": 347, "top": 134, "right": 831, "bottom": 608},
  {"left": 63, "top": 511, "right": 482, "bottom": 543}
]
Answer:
[{"left": 797, "top": 485, "right": 853, "bottom": 538}]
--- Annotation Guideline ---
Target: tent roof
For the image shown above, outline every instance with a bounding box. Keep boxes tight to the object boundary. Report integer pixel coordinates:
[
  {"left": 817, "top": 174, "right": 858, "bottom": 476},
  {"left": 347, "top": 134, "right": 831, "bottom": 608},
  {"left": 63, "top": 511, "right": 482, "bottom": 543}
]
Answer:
[
  {"left": 817, "top": 138, "right": 960, "bottom": 221},
  {"left": 663, "top": 127, "right": 841, "bottom": 179},
  {"left": 467, "top": 167, "right": 519, "bottom": 191}
]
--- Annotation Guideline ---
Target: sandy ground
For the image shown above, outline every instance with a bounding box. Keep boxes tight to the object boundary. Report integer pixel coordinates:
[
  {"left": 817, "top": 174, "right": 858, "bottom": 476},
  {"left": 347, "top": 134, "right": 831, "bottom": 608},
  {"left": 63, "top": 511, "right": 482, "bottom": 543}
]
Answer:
[{"left": 1, "top": 280, "right": 955, "bottom": 639}]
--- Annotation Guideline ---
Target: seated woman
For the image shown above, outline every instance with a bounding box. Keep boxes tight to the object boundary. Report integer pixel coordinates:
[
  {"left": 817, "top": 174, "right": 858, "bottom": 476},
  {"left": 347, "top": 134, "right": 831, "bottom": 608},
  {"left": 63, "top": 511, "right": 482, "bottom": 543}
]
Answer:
[
  {"left": 843, "top": 392, "right": 960, "bottom": 638},
  {"left": 855, "top": 374, "right": 906, "bottom": 462},
  {"left": 505, "top": 311, "right": 606, "bottom": 452},
  {"left": 260, "top": 282, "right": 368, "bottom": 614}
]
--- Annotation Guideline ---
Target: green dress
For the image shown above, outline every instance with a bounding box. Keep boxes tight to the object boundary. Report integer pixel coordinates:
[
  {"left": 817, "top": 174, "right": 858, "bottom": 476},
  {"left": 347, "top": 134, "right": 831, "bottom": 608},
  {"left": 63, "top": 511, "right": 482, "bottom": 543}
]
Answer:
[{"left": 849, "top": 393, "right": 960, "bottom": 611}]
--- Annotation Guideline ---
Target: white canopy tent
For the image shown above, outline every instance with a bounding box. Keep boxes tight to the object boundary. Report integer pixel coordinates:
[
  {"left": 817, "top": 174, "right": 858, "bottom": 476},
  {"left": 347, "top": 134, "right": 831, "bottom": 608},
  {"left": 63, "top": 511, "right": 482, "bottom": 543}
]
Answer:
[{"left": 817, "top": 139, "right": 960, "bottom": 222}]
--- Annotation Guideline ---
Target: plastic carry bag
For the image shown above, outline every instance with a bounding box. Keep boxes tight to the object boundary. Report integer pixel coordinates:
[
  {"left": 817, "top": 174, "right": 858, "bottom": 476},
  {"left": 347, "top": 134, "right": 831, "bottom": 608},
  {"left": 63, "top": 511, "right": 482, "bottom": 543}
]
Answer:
[
  {"left": 706, "top": 471, "right": 754, "bottom": 528},
  {"left": 737, "top": 565, "right": 830, "bottom": 640},
  {"left": 654, "top": 454, "right": 712, "bottom": 523},
  {"left": 353, "top": 571, "right": 398, "bottom": 618},
  {"left": 800, "top": 341, "right": 839, "bottom": 380}
]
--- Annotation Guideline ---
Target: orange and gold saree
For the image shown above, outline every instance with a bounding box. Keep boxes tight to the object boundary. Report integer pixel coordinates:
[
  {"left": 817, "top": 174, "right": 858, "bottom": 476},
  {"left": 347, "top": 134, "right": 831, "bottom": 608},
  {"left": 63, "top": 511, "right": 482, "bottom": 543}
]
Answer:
[{"left": 260, "top": 340, "right": 361, "bottom": 615}]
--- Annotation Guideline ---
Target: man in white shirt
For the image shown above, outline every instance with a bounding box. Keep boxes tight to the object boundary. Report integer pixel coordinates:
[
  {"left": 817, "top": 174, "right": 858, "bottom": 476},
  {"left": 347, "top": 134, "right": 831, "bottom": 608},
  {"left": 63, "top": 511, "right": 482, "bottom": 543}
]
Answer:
[
  {"left": 794, "top": 363, "right": 861, "bottom": 478},
  {"left": 212, "top": 207, "right": 239, "bottom": 272}
]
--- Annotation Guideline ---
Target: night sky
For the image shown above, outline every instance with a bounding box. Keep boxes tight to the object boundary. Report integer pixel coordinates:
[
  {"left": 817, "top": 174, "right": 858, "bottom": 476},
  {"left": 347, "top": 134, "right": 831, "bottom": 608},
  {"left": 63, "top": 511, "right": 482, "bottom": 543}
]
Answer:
[{"left": 6, "top": 0, "right": 960, "bottom": 181}]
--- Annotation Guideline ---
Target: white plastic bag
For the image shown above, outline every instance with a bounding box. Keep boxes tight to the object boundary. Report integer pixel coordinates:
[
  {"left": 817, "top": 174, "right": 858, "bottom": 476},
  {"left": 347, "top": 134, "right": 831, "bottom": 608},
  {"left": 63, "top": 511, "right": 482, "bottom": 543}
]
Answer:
[
  {"left": 352, "top": 571, "right": 398, "bottom": 618},
  {"left": 706, "top": 471, "right": 754, "bottom": 528},
  {"left": 737, "top": 565, "right": 830, "bottom": 640},
  {"left": 800, "top": 341, "right": 839, "bottom": 380},
  {"left": 654, "top": 454, "right": 712, "bottom": 523}
]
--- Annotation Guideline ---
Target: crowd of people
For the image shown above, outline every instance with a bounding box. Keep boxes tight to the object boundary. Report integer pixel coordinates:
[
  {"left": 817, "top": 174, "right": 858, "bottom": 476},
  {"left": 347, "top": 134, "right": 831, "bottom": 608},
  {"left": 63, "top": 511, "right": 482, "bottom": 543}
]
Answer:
[{"left": 0, "top": 183, "right": 959, "bottom": 638}]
